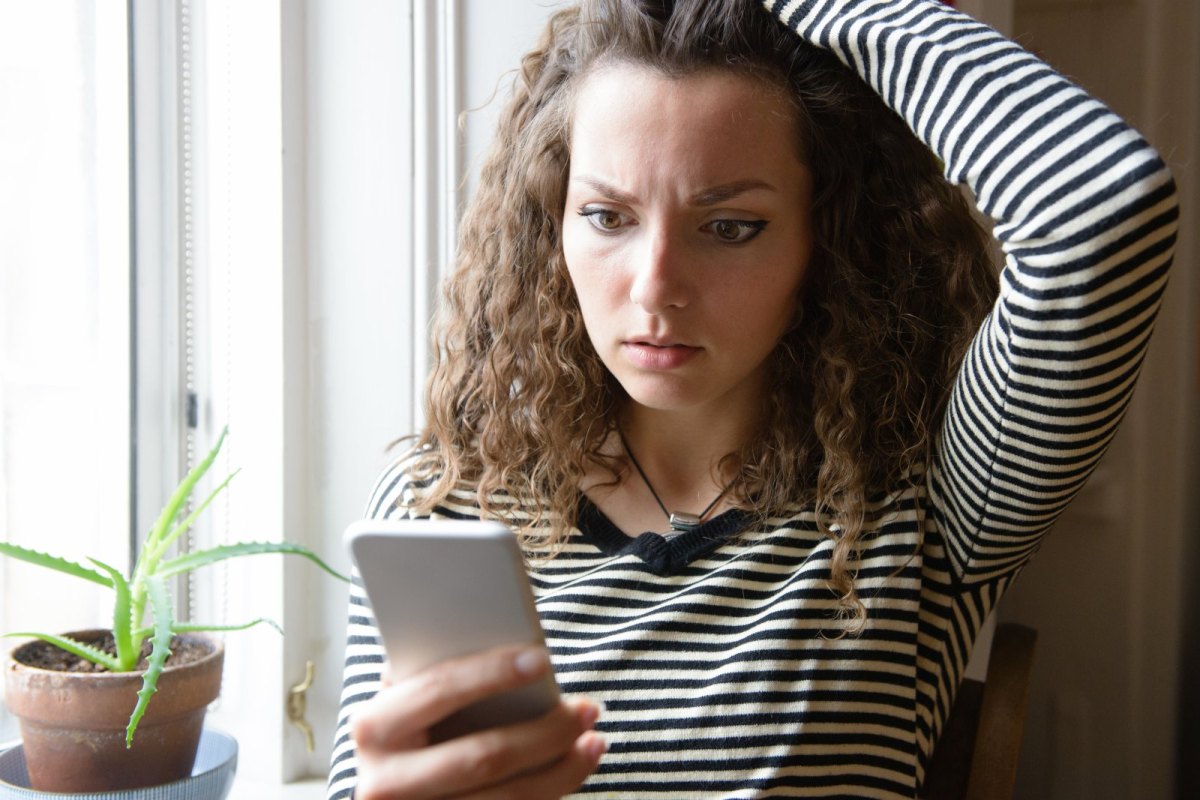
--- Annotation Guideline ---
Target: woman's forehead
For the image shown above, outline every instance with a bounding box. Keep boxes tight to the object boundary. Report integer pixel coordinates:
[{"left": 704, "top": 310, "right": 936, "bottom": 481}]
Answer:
[
  {"left": 567, "top": 63, "right": 807, "bottom": 191},
  {"left": 570, "top": 61, "right": 802, "bottom": 147}
]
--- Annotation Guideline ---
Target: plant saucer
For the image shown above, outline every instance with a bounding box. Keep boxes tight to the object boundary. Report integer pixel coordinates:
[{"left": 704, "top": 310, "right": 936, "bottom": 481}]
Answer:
[{"left": 0, "top": 728, "right": 236, "bottom": 800}]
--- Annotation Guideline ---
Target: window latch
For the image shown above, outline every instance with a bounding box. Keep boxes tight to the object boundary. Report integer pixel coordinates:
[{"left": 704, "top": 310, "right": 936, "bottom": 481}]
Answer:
[{"left": 286, "top": 659, "right": 316, "bottom": 753}]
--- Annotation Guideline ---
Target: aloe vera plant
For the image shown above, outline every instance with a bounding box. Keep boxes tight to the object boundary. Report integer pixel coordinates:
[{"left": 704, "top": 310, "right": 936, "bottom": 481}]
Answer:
[{"left": 1, "top": 427, "right": 348, "bottom": 747}]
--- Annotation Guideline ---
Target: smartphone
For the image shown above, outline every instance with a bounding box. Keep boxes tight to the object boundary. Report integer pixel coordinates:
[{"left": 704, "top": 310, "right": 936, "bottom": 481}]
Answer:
[{"left": 344, "top": 518, "right": 560, "bottom": 742}]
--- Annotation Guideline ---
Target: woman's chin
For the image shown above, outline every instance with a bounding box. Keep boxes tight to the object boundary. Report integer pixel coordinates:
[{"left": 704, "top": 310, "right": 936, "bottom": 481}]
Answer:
[{"left": 614, "top": 379, "right": 692, "bottom": 412}]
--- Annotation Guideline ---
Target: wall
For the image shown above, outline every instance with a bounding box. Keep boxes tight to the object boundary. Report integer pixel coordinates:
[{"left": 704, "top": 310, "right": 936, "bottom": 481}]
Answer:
[{"left": 999, "top": 1, "right": 1199, "bottom": 798}]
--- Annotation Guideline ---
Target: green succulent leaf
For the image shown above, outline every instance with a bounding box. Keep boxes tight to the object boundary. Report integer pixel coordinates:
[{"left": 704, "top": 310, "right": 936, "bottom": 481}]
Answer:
[
  {"left": 0, "top": 543, "right": 112, "bottom": 587},
  {"left": 157, "top": 541, "right": 350, "bottom": 583},
  {"left": 130, "top": 426, "right": 230, "bottom": 638},
  {"left": 139, "top": 426, "right": 228, "bottom": 566},
  {"left": 88, "top": 559, "right": 138, "bottom": 671},
  {"left": 158, "top": 468, "right": 240, "bottom": 556},
  {"left": 127, "top": 575, "right": 175, "bottom": 748},
  {"left": 133, "top": 617, "right": 284, "bottom": 640},
  {"left": 166, "top": 617, "right": 284, "bottom": 636},
  {"left": 2, "top": 632, "right": 123, "bottom": 672}
]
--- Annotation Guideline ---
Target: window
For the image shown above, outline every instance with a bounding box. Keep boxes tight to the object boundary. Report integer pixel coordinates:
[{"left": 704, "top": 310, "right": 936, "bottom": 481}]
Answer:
[
  {"left": 3, "top": 2, "right": 559, "bottom": 795},
  {"left": 0, "top": 1, "right": 421, "bottom": 790},
  {"left": 0, "top": 1, "right": 130, "bottom": 743},
  {"left": 164, "top": 1, "right": 422, "bottom": 792}
]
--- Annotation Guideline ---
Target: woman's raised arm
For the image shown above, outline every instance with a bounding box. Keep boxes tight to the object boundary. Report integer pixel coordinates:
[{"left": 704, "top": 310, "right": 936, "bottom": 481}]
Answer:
[{"left": 764, "top": 0, "right": 1178, "bottom": 581}]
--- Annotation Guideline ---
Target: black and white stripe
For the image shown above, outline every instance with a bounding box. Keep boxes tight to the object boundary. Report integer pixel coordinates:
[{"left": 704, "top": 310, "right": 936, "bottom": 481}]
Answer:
[{"left": 328, "top": 1, "right": 1177, "bottom": 797}]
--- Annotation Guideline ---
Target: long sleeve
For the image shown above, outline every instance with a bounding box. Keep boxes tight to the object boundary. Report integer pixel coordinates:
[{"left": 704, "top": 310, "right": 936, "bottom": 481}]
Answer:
[{"left": 765, "top": 0, "right": 1178, "bottom": 582}]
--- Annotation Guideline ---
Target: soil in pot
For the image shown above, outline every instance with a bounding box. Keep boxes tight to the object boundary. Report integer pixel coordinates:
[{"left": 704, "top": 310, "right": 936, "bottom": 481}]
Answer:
[
  {"left": 4, "top": 630, "right": 224, "bottom": 792},
  {"left": 15, "top": 632, "right": 213, "bottom": 672}
]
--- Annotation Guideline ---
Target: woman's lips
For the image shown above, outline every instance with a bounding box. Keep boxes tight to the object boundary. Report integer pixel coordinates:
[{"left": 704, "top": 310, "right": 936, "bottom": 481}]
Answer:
[{"left": 623, "top": 341, "right": 701, "bottom": 369}]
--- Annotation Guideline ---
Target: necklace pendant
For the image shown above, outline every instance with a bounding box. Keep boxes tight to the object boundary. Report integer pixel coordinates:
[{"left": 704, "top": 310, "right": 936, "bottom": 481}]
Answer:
[{"left": 668, "top": 512, "right": 702, "bottom": 532}]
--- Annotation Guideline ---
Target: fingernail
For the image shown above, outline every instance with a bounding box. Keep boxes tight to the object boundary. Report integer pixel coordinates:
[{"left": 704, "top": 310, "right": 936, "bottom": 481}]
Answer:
[
  {"left": 514, "top": 647, "right": 550, "bottom": 677},
  {"left": 352, "top": 717, "right": 380, "bottom": 751},
  {"left": 577, "top": 701, "right": 600, "bottom": 728},
  {"left": 585, "top": 733, "right": 607, "bottom": 761}
]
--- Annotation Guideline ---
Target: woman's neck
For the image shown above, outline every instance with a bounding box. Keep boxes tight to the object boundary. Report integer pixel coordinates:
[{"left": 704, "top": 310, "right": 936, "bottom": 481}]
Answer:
[
  {"left": 579, "top": 401, "right": 757, "bottom": 537},
  {"left": 618, "top": 402, "right": 756, "bottom": 506}
]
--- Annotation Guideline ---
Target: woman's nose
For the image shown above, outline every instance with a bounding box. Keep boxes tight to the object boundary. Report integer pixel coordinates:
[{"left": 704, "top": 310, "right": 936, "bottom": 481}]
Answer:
[{"left": 628, "top": 228, "right": 689, "bottom": 313}]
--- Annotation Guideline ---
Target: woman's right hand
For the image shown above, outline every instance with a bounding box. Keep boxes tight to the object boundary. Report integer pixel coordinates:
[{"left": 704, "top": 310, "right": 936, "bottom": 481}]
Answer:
[{"left": 351, "top": 644, "right": 606, "bottom": 800}]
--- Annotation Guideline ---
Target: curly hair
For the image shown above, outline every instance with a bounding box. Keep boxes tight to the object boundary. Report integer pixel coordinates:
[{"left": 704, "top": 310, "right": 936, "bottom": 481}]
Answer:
[{"left": 408, "top": 0, "right": 998, "bottom": 629}]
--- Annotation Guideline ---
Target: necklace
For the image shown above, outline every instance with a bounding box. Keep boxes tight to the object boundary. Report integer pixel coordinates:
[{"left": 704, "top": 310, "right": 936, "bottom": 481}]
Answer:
[{"left": 619, "top": 431, "right": 736, "bottom": 533}]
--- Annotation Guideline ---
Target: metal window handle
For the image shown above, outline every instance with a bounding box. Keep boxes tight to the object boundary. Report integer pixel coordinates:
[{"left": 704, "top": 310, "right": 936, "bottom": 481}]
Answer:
[{"left": 287, "top": 660, "right": 316, "bottom": 753}]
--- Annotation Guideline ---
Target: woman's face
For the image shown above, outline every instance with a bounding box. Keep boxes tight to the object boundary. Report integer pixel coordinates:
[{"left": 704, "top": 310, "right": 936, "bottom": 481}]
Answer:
[{"left": 562, "top": 63, "right": 813, "bottom": 419}]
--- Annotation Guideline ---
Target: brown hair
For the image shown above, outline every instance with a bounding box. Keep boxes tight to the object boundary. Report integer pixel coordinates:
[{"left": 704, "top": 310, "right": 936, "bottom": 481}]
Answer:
[{"left": 408, "top": 0, "right": 997, "bottom": 629}]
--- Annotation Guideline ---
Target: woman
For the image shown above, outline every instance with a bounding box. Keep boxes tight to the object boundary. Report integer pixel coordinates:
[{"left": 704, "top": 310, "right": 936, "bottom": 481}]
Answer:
[{"left": 329, "top": 0, "right": 1177, "bottom": 797}]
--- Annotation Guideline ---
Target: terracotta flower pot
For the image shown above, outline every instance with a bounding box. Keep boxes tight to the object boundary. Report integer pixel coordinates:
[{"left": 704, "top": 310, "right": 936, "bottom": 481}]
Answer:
[{"left": 3, "top": 630, "right": 224, "bottom": 792}]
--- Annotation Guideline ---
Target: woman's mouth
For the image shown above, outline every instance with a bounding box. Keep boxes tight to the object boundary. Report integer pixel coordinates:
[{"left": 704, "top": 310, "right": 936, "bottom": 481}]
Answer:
[{"left": 623, "top": 341, "right": 702, "bottom": 370}]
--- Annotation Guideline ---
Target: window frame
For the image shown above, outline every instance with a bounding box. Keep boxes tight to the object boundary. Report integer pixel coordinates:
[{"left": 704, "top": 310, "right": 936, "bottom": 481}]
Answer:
[{"left": 152, "top": 0, "right": 425, "bottom": 790}]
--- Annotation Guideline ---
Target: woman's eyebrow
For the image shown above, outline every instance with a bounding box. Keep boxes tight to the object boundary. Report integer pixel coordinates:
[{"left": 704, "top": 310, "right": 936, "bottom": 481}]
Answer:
[
  {"left": 572, "top": 175, "right": 639, "bottom": 206},
  {"left": 572, "top": 176, "right": 778, "bottom": 207},
  {"left": 689, "top": 179, "right": 776, "bottom": 206}
]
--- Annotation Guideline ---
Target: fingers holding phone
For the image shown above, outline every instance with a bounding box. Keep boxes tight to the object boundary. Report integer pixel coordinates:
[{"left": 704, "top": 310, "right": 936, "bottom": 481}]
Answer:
[
  {"left": 351, "top": 644, "right": 606, "bottom": 799},
  {"left": 355, "top": 644, "right": 554, "bottom": 750}
]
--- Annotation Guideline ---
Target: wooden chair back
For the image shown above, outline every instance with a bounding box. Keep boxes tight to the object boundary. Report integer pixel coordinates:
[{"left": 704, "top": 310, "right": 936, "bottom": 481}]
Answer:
[{"left": 921, "top": 622, "right": 1038, "bottom": 800}]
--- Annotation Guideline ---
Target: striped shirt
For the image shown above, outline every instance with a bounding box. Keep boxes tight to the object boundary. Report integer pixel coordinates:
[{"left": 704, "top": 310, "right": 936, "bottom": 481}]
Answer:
[{"left": 328, "top": 0, "right": 1178, "bottom": 797}]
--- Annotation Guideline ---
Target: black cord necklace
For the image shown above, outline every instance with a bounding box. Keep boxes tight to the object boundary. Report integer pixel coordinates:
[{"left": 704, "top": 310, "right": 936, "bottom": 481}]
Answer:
[{"left": 619, "top": 431, "right": 735, "bottom": 533}]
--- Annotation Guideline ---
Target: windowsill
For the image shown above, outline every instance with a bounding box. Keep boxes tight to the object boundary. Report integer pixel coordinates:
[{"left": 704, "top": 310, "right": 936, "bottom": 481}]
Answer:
[
  {"left": 229, "top": 777, "right": 326, "bottom": 800},
  {"left": 0, "top": 705, "right": 17, "bottom": 750}
]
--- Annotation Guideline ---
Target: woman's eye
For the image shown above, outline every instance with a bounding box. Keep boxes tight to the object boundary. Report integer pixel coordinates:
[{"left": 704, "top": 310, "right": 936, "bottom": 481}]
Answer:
[
  {"left": 703, "top": 219, "right": 768, "bottom": 243},
  {"left": 578, "top": 207, "right": 627, "bottom": 232}
]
